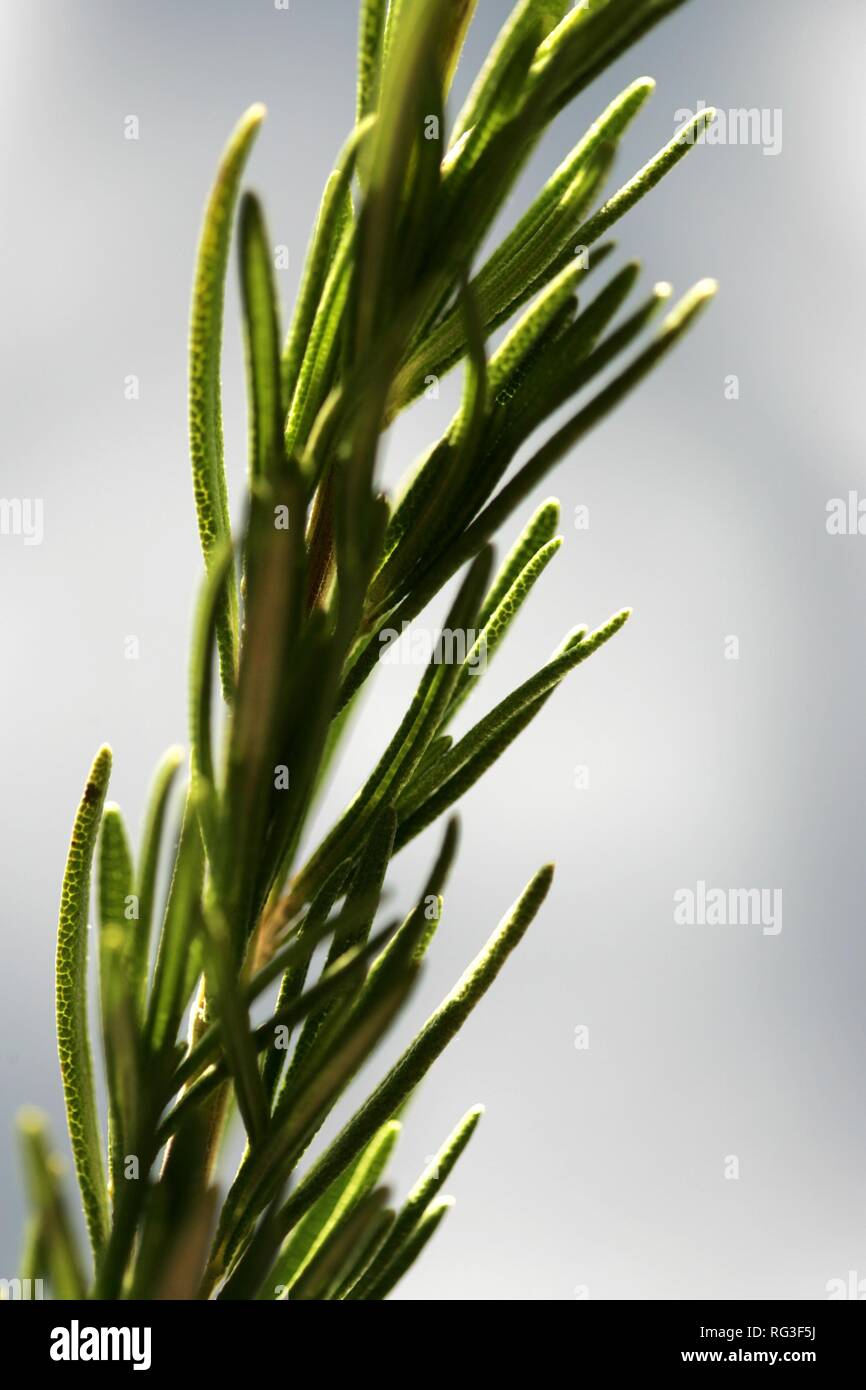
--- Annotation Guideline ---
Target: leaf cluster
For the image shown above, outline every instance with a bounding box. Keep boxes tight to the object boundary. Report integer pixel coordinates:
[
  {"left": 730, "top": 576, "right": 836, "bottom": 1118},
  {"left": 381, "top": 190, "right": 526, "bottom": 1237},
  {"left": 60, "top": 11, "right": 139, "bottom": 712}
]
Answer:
[{"left": 22, "top": 0, "right": 714, "bottom": 1299}]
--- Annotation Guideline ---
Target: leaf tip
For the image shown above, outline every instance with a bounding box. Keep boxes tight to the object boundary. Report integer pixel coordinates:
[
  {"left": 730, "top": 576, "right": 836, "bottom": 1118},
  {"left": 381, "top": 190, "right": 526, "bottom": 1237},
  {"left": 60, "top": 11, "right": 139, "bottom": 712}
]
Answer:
[
  {"left": 17, "top": 1105, "right": 45, "bottom": 1139},
  {"left": 557, "top": 624, "right": 588, "bottom": 654},
  {"left": 88, "top": 744, "right": 113, "bottom": 789},
  {"left": 684, "top": 107, "right": 717, "bottom": 142},
  {"left": 536, "top": 862, "right": 555, "bottom": 894},
  {"left": 245, "top": 101, "right": 267, "bottom": 127},
  {"left": 662, "top": 278, "right": 718, "bottom": 334}
]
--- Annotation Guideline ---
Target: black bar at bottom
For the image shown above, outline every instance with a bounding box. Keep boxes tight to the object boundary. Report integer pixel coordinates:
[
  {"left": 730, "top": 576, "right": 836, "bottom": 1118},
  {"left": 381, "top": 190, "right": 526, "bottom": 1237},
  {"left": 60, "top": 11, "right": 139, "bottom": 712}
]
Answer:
[{"left": 2, "top": 1298, "right": 863, "bottom": 1373}]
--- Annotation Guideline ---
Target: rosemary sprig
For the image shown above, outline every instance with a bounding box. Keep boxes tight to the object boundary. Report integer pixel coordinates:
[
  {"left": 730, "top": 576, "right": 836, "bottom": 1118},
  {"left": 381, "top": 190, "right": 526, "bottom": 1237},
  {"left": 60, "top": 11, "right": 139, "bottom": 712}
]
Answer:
[{"left": 24, "top": 0, "right": 716, "bottom": 1301}]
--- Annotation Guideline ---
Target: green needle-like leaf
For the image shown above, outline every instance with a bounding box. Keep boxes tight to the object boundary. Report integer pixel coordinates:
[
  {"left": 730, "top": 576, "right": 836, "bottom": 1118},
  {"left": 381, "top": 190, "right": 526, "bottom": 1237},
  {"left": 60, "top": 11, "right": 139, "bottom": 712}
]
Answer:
[
  {"left": 451, "top": 1, "right": 569, "bottom": 147},
  {"left": 356, "top": 0, "right": 388, "bottom": 127},
  {"left": 368, "top": 277, "right": 489, "bottom": 611},
  {"left": 200, "top": 899, "right": 269, "bottom": 1146},
  {"left": 283, "top": 807, "right": 396, "bottom": 1088},
  {"left": 239, "top": 192, "right": 283, "bottom": 487},
  {"left": 268, "top": 1119, "right": 400, "bottom": 1298},
  {"left": 281, "top": 120, "right": 371, "bottom": 415},
  {"left": 259, "top": 864, "right": 553, "bottom": 1258},
  {"left": 345, "top": 1103, "right": 482, "bottom": 1299},
  {"left": 189, "top": 102, "right": 265, "bottom": 700},
  {"left": 97, "top": 803, "right": 136, "bottom": 1200},
  {"left": 329, "top": 1203, "right": 396, "bottom": 1300},
  {"left": 23, "top": 0, "right": 716, "bottom": 1303},
  {"left": 363, "top": 283, "right": 714, "bottom": 665},
  {"left": 295, "top": 547, "right": 492, "bottom": 902},
  {"left": 133, "top": 746, "right": 184, "bottom": 1020},
  {"left": 130, "top": 1112, "right": 219, "bottom": 1300},
  {"left": 188, "top": 540, "right": 233, "bottom": 862},
  {"left": 261, "top": 864, "right": 353, "bottom": 1104},
  {"left": 391, "top": 75, "right": 654, "bottom": 411},
  {"left": 212, "top": 967, "right": 416, "bottom": 1293},
  {"left": 485, "top": 264, "right": 584, "bottom": 408},
  {"left": 18, "top": 1109, "right": 87, "bottom": 1300},
  {"left": 476, "top": 498, "right": 560, "bottom": 629},
  {"left": 438, "top": 0, "right": 478, "bottom": 95},
  {"left": 454, "top": 279, "right": 717, "bottom": 544},
  {"left": 413, "top": 733, "right": 454, "bottom": 783},
  {"left": 361, "top": 1195, "right": 453, "bottom": 1299},
  {"left": 393, "top": 146, "right": 610, "bottom": 410},
  {"left": 347, "top": 817, "right": 457, "bottom": 1021},
  {"left": 528, "top": 0, "right": 690, "bottom": 118},
  {"left": 393, "top": 100, "right": 712, "bottom": 415},
  {"left": 576, "top": 108, "right": 716, "bottom": 250},
  {"left": 291, "top": 1188, "right": 392, "bottom": 1300},
  {"left": 285, "top": 224, "right": 354, "bottom": 465},
  {"left": 55, "top": 744, "right": 112, "bottom": 1264},
  {"left": 97, "top": 927, "right": 140, "bottom": 1216},
  {"left": 250, "top": 895, "right": 383, "bottom": 1012},
  {"left": 479, "top": 262, "right": 654, "bottom": 465},
  {"left": 145, "top": 793, "right": 205, "bottom": 1057},
  {"left": 98, "top": 804, "right": 134, "bottom": 933},
  {"left": 168, "top": 903, "right": 359, "bottom": 1098},
  {"left": 397, "top": 609, "right": 631, "bottom": 833},
  {"left": 443, "top": 536, "right": 562, "bottom": 723},
  {"left": 479, "top": 76, "right": 654, "bottom": 294},
  {"left": 159, "top": 921, "right": 398, "bottom": 1143}
]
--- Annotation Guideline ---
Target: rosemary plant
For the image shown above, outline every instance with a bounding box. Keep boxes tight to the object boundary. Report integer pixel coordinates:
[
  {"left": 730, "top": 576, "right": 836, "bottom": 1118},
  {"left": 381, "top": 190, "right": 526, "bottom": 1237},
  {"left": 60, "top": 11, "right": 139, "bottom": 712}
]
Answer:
[{"left": 20, "top": 0, "right": 715, "bottom": 1300}]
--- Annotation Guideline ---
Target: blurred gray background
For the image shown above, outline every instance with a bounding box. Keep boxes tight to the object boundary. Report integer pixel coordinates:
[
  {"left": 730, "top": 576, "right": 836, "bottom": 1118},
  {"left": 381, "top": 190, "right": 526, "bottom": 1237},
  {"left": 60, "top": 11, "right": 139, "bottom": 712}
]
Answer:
[{"left": 1, "top": 0, "right": 864, "bottom": 1300}]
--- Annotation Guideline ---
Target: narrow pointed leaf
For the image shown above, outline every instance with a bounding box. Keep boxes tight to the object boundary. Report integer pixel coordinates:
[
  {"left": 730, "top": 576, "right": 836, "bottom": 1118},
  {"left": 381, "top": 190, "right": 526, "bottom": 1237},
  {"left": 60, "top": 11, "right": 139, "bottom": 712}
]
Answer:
[
  {"left": 451, "top": 279, "right": 717, "bottom": 547},
  {"left": 145, "top": 794, "right": 205, "bottom": 1056},
  {"left": 134, "top": 746, "right": 184, "bottom": 1019},
  {"left": 330, "top": 1205, "right": 396, "bottom": 1300},
  {"left": 260, "top": 865, "right": 553, "bottom": 1255},
  {"left": 479, "top": 76, "right": 654, "bottom": 293},
  {"left": 262, "top": 863, "right": 352, "bottom": 1103},
  {"left": 200, "top": 900, "right": 269, "bottom": 1145},
  {"left": 55, "top": 744, "right": 111, "bottom": 1262},
  {"left": 159, "top": 920, "right": 398, "bottom": 1140},
  {"left": 189, "top": 539, "right": 234, "bottom": 836},
  {"left": 239, "top": 192, "right": 283, "bottom": 487},
  {"left": 398, "top": 609, "right": 631, "bottom": 827},
  {"left": 211, "top": 967, "right": 416, "bottom": 1293},
  {"left": 296, "top": 547, "right": 492, "bottom": 901},
  {"left": 451, "top": 0, "right": 568, "bottom": 146},
  {"left": 346, "top": 1104, "right": 482, "bottom": 1299},
  {"left": 286, "top": 807, "right": 397, "bottom": 1083},
  {"left": 443, "top": 536, "right": 562, "bottom": 724},
  {"left": 189, "top": 103, "right": 265, "bottom": 699},
  {"left": 361, "top": 1195, "right": 453, "bottom": 1299},
  {"left": 476, "top": 498, "right": 560, "bottom": 629},
  {"left": 291, "top": 1187, "right": 392, "bottom": 1300},
  {"left": 356, "top": 0, "right": 388, "bottom": 126},
  {"left": 281, "top": 120, "right": 371, "bottom": 411},
  {"left": 18, "top": 1109, "right": 87, "bottom": 1299},
  {"left": 97, "top": 803, "right": 136, "bottom": 1201},
  {"left": 368, "top": 277, "right": 489, "bottom": 610},
  {"left": 285, "top": 223, "right": 354, "bottom": 462},
  {"left": 367, "top": 282, "right": 715, "bottom": 661},
  {"left": 269, "top": 1119, "right": 400, "bottom": 1297},
  {"left": 575, "top": 108, "right": 716, "bottom": 250}
]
